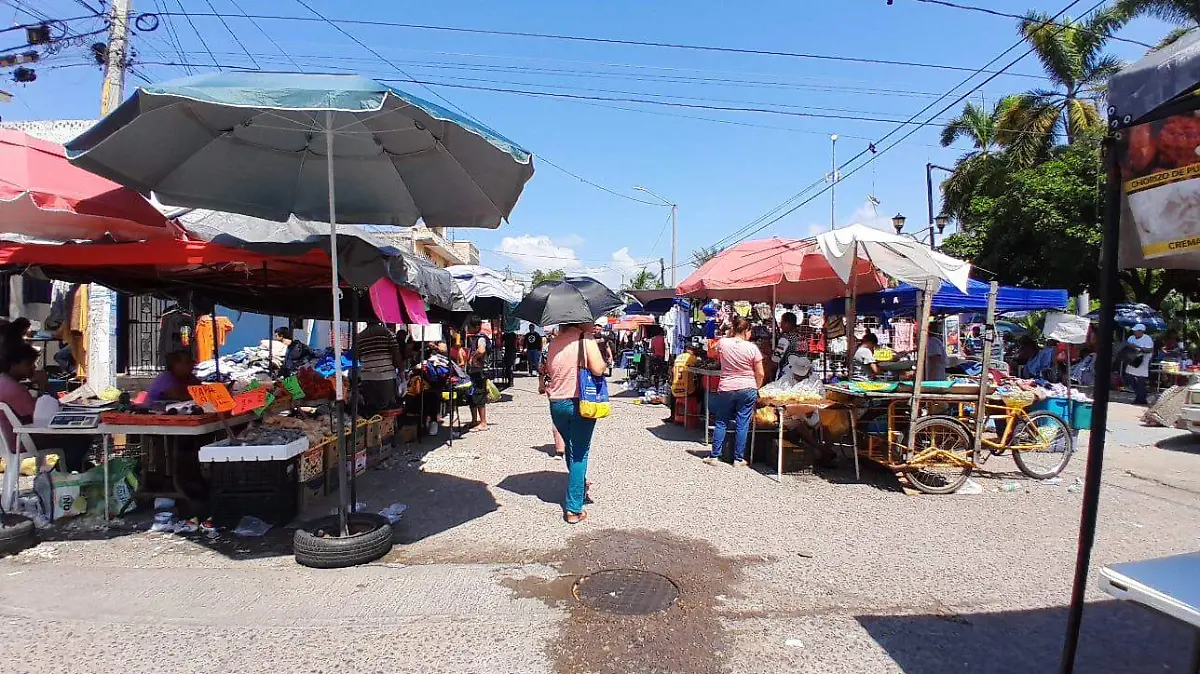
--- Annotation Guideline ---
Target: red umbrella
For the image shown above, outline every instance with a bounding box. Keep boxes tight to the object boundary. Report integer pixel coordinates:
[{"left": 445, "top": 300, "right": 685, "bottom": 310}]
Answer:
[
  {"left": 677, "top": 237, "right": 886, "bottom": 303},
  {"left": 0, "top": 129, "right": 175, "bottom": 242}
]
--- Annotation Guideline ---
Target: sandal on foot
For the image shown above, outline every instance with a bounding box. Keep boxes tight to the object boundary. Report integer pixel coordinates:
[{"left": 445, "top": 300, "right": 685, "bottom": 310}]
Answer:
[{"left": 565, "top": 511, "right": 588, "bottom": 524}]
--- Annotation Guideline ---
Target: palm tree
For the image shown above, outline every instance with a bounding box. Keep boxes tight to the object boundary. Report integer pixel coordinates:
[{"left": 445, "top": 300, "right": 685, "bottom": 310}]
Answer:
[
  {"left": 690, "top": 244, "right": 725, "bottom": 268},
  {"left": 939, "top": 97, "right": 1015, "bottom": 222},
  {"left": 624, "top": 269, "right": 662, "bottom": 290},
  {"left": 1113, "top": 0, "right": 1200, "bottom": 49},
  {"left": 998, "top": 9, "right": 1124, "bottom": 166}
]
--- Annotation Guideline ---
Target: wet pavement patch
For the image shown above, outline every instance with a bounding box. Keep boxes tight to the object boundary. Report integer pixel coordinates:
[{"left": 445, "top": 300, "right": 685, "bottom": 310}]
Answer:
[
  {"left": 573, "top": 569, "right": 680, "bottom": 615},
  {"left": 502, "top": 528, "right": 758, "bottom": 674}
]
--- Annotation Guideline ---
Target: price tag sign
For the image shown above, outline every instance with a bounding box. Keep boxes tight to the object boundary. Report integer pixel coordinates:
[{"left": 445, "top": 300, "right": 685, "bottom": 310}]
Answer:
[
  {"left": 188, "top": 384, "right": 234, "bottom": 413},
  {"left": 231, "top": 387, "right": 269, "bottom": 415},
  {"left": 254, "top": 393, "right": 276, "bottom": 417},
  {"left": 282, "top": 376, "right": 305, "bottom": 400}
]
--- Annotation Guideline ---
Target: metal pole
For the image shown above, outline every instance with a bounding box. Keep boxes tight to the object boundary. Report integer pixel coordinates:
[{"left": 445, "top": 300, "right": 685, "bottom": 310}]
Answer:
[
  {"left": 907, "top": 280, "right": 936, "bottom": 451},
  {"left": 1059, "top": 136, "right": 1123, "bottom": 674},
  {"left": 926, "top": 162, "right": 935, "bottom": 230},
  {"left": 670, "top": 203, "right": 678, "bottom": 286},
  {"left": 973, "top": 282, "right": 999, "bottom": 456},
  {"left": 326, "top": 110, "right": 350, "bottom": 537},
  {"left": 348, "top": 289, "right": 360, "bottom": 512},
  {"left": 830, "top": 134, "right": 838, "bottom": 229}
]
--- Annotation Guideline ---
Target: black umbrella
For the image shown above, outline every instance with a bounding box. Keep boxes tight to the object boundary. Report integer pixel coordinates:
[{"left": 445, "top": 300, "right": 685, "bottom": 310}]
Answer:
[{"left": 514, "top": 277, "right": 622, "bottom": 326}]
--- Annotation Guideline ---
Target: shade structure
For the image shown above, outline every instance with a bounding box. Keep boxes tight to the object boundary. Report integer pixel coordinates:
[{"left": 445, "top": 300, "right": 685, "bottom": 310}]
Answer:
[
  {"left": 1085, "top": 303, "right": 1168, "bottom": 332},
  {"left": 65, "top": 72, "right": 534, "bottom": 228},
  {"left": 513, "top": 277, "right": 623, "bottom": 326},
  {"left": 815, "top": 224, "right": 972, "bottom": 294},
  {"left": 612, "top": 315, "right": 656, "bottom": 331},
  {"left": 178, "top": 210, "right": 459, "bottom": 309},
  {"left": 824, "top": 279, "right": 1068, "bottom": 316},
  {"left": 65, "top": 71, "right": 537, "bottom": 538},
  {"left": 625, "top": 288, "right": 690, "bottom": 314},
  {"left": 0, "top": 129, "right": 174, "bottom": 243},
  {"left": 677, "top": 237, "right": 887, "bottom": 303}
]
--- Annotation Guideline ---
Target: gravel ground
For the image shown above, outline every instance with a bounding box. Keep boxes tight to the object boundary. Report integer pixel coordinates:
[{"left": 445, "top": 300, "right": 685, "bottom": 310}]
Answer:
[{"left": 1, "top": 373, "right": 1198, "bottom": 673}]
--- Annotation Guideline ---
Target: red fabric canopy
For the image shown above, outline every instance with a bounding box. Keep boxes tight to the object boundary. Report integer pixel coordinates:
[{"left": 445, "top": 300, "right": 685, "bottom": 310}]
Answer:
[
  {"left": 0, "top": 239, "right": 332, "bottom": 289},
  {"left": 677, "top": 237, "right": 886, "bottom": 303},
  {"left": 0, "top": 129, "right": 174, "bottom": 243}
]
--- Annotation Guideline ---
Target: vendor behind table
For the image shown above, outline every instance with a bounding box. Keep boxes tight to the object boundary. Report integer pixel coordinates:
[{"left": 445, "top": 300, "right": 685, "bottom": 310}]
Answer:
[{"left": 0, "top": 342, "right": 91, "bottom": 472}]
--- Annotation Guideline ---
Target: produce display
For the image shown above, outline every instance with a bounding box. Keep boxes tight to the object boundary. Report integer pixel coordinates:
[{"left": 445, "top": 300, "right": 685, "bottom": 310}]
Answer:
[{"left": 758, "top": 378, "right": 824, "bottom": 405}]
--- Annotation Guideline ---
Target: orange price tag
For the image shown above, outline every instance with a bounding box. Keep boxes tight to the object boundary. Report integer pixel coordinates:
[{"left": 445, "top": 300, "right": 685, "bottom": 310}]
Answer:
[
  {"left": 188, "top": 383, "right": 234, "bottom": 413},
  {"left": 231, "top": 387, "right": 269, "bottom": 415}
]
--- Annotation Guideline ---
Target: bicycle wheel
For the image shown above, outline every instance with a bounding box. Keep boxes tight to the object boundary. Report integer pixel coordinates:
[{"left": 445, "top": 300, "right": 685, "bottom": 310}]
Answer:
[
  {"left": 1010, "top": 411, "right": 1075, "bottom": 479},
  {"left": 904, "top": 416, "right": 975, "bottom": 495}
]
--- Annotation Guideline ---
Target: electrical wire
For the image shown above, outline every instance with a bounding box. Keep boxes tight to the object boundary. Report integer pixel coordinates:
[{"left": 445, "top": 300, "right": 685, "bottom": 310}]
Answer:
[
  {"left": 903, "top": 0, "right": 1153, "bottom": 49},
  {"left": 152, "top": 0, "right": 193, "bottom": 74},
  {"left": 174, "top": 0, "right": 221, "bottom": 70},
  {"left": 150, "top": 9, "right": 1050, "bottom": 80},
  {"left": 229, "top": 0, "right": 301, "bottom": 71},
  {"left": 669, "top": 0, "right": 1101, "bottom": 271},
  {"left": 202, "top": 0, "right": 258, "bottom": 69}
]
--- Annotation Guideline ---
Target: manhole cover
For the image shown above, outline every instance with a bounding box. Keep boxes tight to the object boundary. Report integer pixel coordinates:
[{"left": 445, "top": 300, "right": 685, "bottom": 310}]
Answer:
[{"left": 573, "top": 569, "right": 680, "bottom": 615}]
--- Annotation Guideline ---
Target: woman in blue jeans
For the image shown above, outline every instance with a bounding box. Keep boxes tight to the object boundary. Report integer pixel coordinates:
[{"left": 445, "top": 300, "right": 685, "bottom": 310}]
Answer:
[
  {"left": 704, "top": 317, "right": 765, "bottom": 467},
  {"left": 541, "top": 323, "right": 608, "bottom": 523}
]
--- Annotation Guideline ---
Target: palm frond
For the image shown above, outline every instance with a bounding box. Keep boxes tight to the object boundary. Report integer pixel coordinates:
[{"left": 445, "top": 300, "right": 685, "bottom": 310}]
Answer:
[
  {"left": 1156, "top": 25, "right": 1196, "bottom": 49},
  {"left": 1122, "top": 0, "right": 1200, "bottom": 25},
  {"left": 999, "top": 96, "right": 1062, "bottom": 168},
  {"left": 1020, "top": 11, "right": 1082, "bottom": 88},
  {"left": 1066, "top": 98, "right": 1103, "bottom": 140}
]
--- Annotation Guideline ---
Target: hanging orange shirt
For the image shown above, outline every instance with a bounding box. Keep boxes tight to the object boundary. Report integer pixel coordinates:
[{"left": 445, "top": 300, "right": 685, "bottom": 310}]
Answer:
[{"left": 195, "top": 315, "right": 234, "bottom": 362}]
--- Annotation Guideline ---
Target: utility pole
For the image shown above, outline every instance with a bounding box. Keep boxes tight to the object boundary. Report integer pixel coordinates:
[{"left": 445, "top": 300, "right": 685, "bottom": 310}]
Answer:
[
  {"left": 669, "top": 203, "right": 678, "bottom": 287},
  {"left": 659, "top": 258, "right": 665, "bottom": 287},
  {"left": 829, "top": 134, "right": 839, "bottom": 229},
  {"left": 88, "top": 0, "right": 133, "bottom": 390}
]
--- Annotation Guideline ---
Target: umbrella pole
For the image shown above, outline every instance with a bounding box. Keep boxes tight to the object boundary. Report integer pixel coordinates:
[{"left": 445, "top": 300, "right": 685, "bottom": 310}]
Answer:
[
  {"left": 973, "top": 283, "right": 998, "bottom": 457},
  {"left": 348, "top": 288, "right": 360, "bottom": 512},
  {"left": 326, "top": 110, "right": 350, "bottom": 537},
  {"left": 1059, "top": 135, "right": 1122, "bottom": 674}
]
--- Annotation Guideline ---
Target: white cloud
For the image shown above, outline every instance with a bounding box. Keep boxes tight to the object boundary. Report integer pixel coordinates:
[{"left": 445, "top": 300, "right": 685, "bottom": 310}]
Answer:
[
  {"left": 553, "top": 233, "right": 586, "bottom": 249},
  {"left": 497, "top": 234, "right": 583, "bottom": 271}
]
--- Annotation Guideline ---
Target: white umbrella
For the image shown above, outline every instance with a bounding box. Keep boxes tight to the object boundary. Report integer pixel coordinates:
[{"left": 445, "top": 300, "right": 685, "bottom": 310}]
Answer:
[{"left": 815, "top": 223, "right": 972, "bottom": 292}]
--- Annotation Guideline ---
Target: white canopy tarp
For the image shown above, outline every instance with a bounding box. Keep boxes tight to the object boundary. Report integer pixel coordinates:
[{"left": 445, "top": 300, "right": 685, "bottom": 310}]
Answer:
[
  {"left": 816, "top": 224, "right": 972, "bottom": 293},
  {"left": 446, "top": 264, "right": 522, "bottom": 303}
]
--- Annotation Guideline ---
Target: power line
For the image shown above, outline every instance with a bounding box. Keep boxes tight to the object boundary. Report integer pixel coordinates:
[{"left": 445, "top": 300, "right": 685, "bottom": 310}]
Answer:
[
  {"left": 903, "top": 0, "right": 1153, "bottom": 48},
  {"left": 229, "top": 0, "right": 301, "bottom": 71},
  {"left": 202, "top": 0, "right": 258, "bottom": 68},
  {"left": 149, "top": 9, "right": 1050, "bottom": 79},
  {"left": 675, "top": 0, "right": 1100, "bottom": 268},
  {"left": 173, "top": 0, "right": 221, "bottom": 70},
  {"left": 151, "top": 0, "right": 193, "bottom": 74}
]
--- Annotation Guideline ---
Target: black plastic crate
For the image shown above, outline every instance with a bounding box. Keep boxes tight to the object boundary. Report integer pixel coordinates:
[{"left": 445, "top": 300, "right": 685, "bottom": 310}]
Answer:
[
  {"left": 210, "top": 489, "right": 297, "bottom": 527},
  {"left": 206, "top": 458, "right": 296, "bottom": 494}
]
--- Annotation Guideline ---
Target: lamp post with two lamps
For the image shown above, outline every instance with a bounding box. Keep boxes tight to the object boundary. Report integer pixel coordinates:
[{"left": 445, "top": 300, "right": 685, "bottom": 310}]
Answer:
[
  {"left": 892, "top": 212, "right": 950, "bottom": 248},
  {"left": 633, "top": 185, "right": 678, "bottom": 286}
]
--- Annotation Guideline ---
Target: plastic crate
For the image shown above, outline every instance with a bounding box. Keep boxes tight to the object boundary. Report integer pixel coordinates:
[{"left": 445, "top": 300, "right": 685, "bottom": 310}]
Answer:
[
  {"left": 1030, "top": 397, "right": 1093, "bottom": 431},
  {"left": 1070, "top": 401, "right": 1093, "bottom": 431},
  {"left": 1030, "top": 397, "right": 1071, "bottom": 419},
  {"left": 207, "top": 459, "right": 298, "bottom": 527}
]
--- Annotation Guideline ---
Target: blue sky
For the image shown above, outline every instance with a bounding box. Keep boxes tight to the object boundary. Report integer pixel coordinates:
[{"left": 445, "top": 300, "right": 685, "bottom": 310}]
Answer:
[{"left": 1, "top": 0, "right": 1174, "bottom": 290}]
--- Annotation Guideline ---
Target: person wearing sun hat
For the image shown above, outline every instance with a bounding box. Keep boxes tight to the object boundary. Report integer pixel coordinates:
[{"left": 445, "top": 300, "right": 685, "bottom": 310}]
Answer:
[{"left": 1125, "top": 323, "right": 1154, "bottom": 405}]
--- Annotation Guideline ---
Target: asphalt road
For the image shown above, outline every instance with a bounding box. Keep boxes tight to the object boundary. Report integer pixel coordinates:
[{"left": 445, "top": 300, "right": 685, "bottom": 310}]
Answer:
[{"left": 2, "top": 375, "right": 1198, "bottom": 673}]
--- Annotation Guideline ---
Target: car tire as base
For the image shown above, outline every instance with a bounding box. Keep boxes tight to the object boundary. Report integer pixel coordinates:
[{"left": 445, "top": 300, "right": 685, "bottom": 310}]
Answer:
[
  {"left": 293, "top": 512, "right": 393, "bottom": 569},
  {"left": 0, "top": 513, "right": 36, "bottom": 556}
]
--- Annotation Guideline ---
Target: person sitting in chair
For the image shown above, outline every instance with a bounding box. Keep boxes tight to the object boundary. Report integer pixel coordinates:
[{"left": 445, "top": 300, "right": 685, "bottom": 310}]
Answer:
[{"left": 0, "top": 343, "right": 91, "bottom": 472}]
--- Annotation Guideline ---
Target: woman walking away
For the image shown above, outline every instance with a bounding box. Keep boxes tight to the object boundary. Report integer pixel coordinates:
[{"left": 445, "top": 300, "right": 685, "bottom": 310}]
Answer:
[
  {"left": 544, "top": 323, "right": 607, "bottom": 523},
  {"left": 704, "top": 317, "right": 764, "bottom": 467}
]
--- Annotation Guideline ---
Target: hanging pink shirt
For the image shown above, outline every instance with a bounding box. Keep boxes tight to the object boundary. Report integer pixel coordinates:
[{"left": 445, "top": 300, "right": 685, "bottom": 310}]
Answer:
[{"left": 716, "top": 337, "right": 762, "bottom": 392}]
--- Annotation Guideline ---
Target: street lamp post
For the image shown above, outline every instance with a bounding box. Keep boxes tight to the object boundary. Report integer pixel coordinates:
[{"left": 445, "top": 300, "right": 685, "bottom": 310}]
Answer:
[
  {"left": 830, "top": 134, "right": 839, "bottom": 229},
  {"left": 633, "top": 185, "right": 678, "bottom": 286},
  {"left": 893, "top": 212, "right": 950, "bottom": 247}
]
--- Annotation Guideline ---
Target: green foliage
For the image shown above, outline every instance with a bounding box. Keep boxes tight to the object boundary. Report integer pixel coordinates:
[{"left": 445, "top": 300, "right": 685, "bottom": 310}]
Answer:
[
  {"left": 625, "top": 269, "right": 663, "bottom": 290},
  {"left": 530, "top": 269, "right": 566, "bottom": 285},
  {"left": 690, "top": 244, "right": 725, "bottom": 268}
]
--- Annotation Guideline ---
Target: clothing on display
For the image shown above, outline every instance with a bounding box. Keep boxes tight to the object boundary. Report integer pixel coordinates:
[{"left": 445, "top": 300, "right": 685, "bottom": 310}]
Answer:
[
  {"left": 890, "top": 320, "right": 916, "bottom": 353},
  {"left": 158, "top": 305, "right": 196, "bottom": 365},
  {"left": 195, "top": 315, "right": 235, "bottom": 362}
]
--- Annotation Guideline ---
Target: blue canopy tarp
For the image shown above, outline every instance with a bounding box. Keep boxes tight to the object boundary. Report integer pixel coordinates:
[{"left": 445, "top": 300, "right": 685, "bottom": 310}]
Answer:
[{"left": 824, "top": 279, "right": 1068, "bottom": 316}]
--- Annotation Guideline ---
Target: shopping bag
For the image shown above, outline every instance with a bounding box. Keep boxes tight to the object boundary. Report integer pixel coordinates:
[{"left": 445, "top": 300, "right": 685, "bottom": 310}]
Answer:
[
  {"left": 576, "top": 334, "right": 610, "bottom": 419},
  {"left": 486, "top": 379, "right": 502, "bottom": 403}
]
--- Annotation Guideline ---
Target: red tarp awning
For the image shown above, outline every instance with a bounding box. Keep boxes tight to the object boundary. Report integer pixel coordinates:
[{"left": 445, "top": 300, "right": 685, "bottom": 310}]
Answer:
[
  {"left": 0, "top": 130, "right": 175, "bottom": 243},
  {"left": 676, "top": 237, "right": 886, "bottom": 303}
]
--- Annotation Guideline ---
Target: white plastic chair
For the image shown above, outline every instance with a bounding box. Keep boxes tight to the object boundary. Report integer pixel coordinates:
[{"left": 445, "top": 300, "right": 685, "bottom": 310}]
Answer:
[{"left": 0, "top": 401, "right": 59, "bottom": 511}]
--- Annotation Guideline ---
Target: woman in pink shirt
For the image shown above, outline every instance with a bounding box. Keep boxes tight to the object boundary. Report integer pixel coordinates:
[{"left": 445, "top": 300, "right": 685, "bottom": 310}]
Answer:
[
  {"left": 540, "top": 324, "right": 607, "bottom": 524},
  {"left": 704, "top": 317, "right": 764, "bottom": 467}
]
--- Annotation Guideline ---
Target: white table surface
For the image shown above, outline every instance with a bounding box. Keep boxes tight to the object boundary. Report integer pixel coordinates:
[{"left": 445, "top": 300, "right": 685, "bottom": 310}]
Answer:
[
  {"left": 19, "top": 415, "right": 254, "bottom": 437},
  {"left": 1099, "top": 552, "right": 1200, "bottom": 629}
]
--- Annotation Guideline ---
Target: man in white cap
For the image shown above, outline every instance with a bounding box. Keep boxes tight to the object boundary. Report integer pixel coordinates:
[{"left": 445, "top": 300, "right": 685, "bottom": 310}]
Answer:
[{"left": 1125, "top": 323, "right": 1154, "bottom": 405}]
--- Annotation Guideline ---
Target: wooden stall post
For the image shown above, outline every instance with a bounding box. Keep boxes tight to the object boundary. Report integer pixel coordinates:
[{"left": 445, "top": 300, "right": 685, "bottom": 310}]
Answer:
[
  {"left": 906, "top": 279, "right": 936, "bottom": 451},
  {"left": 972, "top": 282, "right": 999, "bottom": 455}
]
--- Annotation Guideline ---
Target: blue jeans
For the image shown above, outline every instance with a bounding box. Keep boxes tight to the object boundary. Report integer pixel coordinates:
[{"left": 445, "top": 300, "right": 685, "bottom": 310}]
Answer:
[
  {"left": 550, "top": 399, "right": 597, "bottom": 515},
  {"left": 710, "top": 388, "right": 757, "bottom": 461},
  {"left": 527, "top": 349, "right": 543, "bottom": 374}
]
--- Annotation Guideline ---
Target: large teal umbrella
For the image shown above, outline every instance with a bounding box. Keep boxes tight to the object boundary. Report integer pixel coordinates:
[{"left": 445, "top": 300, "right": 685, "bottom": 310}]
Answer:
[{"left": 66, "top": 72, "right": 534, "bottom": 541}]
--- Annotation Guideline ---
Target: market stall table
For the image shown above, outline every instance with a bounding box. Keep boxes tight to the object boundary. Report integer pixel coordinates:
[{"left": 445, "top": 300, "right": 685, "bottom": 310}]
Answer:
[
  {"left": 1099, "top": 552, "right": 1200, "bottom": 672},
  {"left": 750, "top": 398, "right": 850, "bottom": 482},
  {"left": 16, "top": 414, "right": 255, "bottom": 519}
]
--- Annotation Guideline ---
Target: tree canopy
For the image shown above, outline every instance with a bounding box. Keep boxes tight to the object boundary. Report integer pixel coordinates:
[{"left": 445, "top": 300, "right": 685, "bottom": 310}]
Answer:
[{"left": 530, "top": 269, "right": 566, "bottom": 285}]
